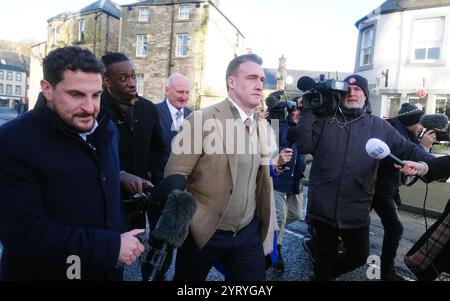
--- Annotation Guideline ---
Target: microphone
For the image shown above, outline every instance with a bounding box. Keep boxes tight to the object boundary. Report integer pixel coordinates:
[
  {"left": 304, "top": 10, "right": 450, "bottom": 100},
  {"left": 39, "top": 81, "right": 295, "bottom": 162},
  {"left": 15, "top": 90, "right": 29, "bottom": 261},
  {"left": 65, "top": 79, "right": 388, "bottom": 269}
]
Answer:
[
  {"left": 121, "top": 174, "right": 187, "bottom": 220},
  {"left": 141, "top": 189, "right": 196, "bottom": 281},
  {"left": 286, "top": 127, "right": 301, "bottom": 148},
  {"left": 297, "top": 76, "right": 316, "bottom": 92},
  {"left": 280, "top": 127, "right": 301, "bottom": 171},
  {"left": 365, "top": 138, "right": 405, "bottom": 167},
  {"left": 265, "top": 96, "right": 277, "bottom": 110},
  {"left": 420, "top": 114, "right": 449, "bottom": 141}
]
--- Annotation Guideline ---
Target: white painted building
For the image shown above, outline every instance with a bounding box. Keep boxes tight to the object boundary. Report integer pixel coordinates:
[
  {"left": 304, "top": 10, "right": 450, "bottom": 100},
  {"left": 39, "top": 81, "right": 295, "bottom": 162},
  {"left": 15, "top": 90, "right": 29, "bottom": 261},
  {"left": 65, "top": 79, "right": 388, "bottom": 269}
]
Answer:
[{"left": 354, "top": 0, "right": 450, "bottom": 119}]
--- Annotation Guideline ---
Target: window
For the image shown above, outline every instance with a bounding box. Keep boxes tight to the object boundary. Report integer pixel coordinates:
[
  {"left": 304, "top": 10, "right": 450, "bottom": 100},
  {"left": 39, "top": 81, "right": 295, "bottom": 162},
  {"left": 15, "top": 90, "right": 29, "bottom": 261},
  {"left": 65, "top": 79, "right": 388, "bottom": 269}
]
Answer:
[
  {"left": 16, "top": 72, "right": 21, "bottom": 82},
  {"left": 382, "top": 95, "right": 401, "bottom": 118},
  {"left": 0, "top": 84, "right": 3, "bottom": 94},
  {"left": 178, "top": 6, "right": 190, "bottom": 20},
  {"left": 6, "top": 71, "right": 12, "bottom": 80},
  {"left": 359, "top": 26, "right": 374, "bottom": 67},
  {"left": 0, "top": 59, "right": 5, "bottom": 64},
  {"left": 436, "top": 95, "right": 450, "bottom": 119},
  {"left": 6, "top": 84, "right": 12, "bottom": 95},
  {"left": 412, "top": 17, "right": 444, "bottom": 62},
  {"left": 138, "top": 8, "right": 149, "bottom": 22},
  {"left": 78, "top": 20, "right": 86, "bottom": 41},
  {"left": 54, "top": 25, "right": 61, "bottom": 44},
  {"left": 176, "top": 34, "right": 188, "bottom": 57},
  {"left": 407, "top": 95, "right": 427, "bottom": 113},
  {"left": 0, "top": 71, "right": 3, "bottom": 80},
  {"left": 136, "top": 35, "right": 148, "bottom": 57},
  {"left": 15, "top": 85, "right": 21, "bottom": 95},
  {"left": 136, "top": 73, "right": 144, "bottom": 96}
]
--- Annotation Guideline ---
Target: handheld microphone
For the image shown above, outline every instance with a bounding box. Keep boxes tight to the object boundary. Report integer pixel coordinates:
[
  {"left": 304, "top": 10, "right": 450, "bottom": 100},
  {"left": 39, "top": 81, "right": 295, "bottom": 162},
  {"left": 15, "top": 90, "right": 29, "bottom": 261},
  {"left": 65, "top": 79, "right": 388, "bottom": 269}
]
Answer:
[
  {"left": 141, "top": 189, "right": 196, "bottom": 281},
  {"left": 121, "top": 174, "right": 187, "bottom": 220},
  {"left": 365, "top": 138, "right": 405, "bottom": 166},
  {"left": 280, "top": 127, "right": 301, "bottom": 171}
]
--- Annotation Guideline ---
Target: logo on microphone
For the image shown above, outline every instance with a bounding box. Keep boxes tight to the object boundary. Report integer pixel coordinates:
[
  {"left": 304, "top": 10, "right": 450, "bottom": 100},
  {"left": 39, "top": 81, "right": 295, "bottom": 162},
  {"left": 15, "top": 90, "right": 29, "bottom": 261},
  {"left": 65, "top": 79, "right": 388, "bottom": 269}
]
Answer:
[{"left": 368, "top": 147, "right": 384, "bottom": 159}]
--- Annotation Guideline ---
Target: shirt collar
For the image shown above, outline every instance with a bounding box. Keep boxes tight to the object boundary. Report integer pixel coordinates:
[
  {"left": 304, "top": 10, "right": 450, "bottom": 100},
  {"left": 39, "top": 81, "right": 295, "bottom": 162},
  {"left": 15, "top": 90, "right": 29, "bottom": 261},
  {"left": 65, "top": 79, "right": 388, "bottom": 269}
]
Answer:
[
  {"left": 227, "top": 97, "right": 254, "bottom": 124},
  {"left": 166, "top": 99, "right": 183, "bottom": 117},
  {"left": 78, "top": 120, "right": 99, "bottom": 141}
]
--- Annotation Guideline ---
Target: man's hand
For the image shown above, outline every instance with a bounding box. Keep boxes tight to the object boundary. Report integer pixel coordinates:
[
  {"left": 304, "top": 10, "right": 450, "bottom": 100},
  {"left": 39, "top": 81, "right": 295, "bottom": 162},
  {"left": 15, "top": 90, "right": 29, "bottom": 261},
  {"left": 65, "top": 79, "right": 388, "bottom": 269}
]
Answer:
[
  {"left": 258, "top": 110, "right": 269, "bottom": 121},
  {"left": 395, "top": 160, "right": 428, "bottom": 176},
  {"left": 420, "top": 130, "right": 436, "bottom": 149},
  {"left": 273, "top": 148, "right": 293, "bottom": 169},
  {"left": 120, "top": 171, "right": 153, "bottom": 194},
  {"left": 118, "top": 229, "right": 146, "bottom": 266}
]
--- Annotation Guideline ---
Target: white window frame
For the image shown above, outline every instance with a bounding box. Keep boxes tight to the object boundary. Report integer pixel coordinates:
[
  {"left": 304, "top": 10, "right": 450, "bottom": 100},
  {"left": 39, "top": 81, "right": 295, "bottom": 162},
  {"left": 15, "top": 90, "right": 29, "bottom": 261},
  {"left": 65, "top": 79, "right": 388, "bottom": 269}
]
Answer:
[
  {"left": 6, "top": 84, "right": 12, "bottom": 95},
  {"left": 78, "top": 19, "right": 86, "bottom": 41},
  {"left": 136, "top": 73, "right": 144, "bottom": 96},
  {"left": 138, "top": 8, "right": 149, "bottom": 22},
  {"left": 178, "top": 6, "right": 190, "bottom": 20},
  {"left": 136, "top": 35, "right": 148, "bottom": 57},
  {"left": 15, "top": 85, "right": 21, "bottom": 95},
  {"left": 54, "top": 25, "right": 61, "bottom": 45},
  {"left": 176, "top": 34, "right": 189, "bottom": 57},
  {"left": 411, "top": 17, "right": 444, "bottom": 63},
  {"left": 381, "top": 94, "right": 401, "bottom": 119},
  {"left": 0, "top": 71, "right": 3, "bottom": 80},
  {"left": 6, "top": 71, "right": 12, "bottom": 81},
  {"left": 16, "top": 72, "right": 21, "bottom": 82},
  {"left": 359, "top": 26, "right": 374, "bottom": 67}
]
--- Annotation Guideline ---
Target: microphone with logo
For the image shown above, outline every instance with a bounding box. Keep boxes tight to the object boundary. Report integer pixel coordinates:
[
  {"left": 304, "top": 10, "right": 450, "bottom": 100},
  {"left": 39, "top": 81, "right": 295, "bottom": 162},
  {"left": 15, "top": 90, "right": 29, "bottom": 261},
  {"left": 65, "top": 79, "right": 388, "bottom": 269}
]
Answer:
[
  {"left": 141, "top": 188, "right": 196, "bottom": 281},
  {"left": 365, "top": 138, "right": 426, "bottom": 183}
]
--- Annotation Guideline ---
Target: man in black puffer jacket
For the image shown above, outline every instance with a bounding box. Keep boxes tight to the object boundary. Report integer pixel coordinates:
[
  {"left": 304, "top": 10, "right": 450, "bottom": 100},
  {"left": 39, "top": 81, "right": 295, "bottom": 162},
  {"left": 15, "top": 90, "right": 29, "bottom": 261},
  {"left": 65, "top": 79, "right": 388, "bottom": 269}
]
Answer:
[{"left": 296, "top": 74, "right": 434, "bottom": 280}]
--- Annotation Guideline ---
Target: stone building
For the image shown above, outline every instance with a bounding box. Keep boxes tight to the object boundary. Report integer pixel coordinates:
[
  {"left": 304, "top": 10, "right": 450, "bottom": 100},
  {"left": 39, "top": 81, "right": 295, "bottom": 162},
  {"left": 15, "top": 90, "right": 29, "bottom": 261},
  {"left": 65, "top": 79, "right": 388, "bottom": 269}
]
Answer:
[
  {"left": 0, "top": 50, "right": 29, "bottom": 108},
  {"left": 119, "top": 0, "right": 245, "bottom": 109},
  {"left": 29, "top": 0, "right": 122, "bottom": 108}
]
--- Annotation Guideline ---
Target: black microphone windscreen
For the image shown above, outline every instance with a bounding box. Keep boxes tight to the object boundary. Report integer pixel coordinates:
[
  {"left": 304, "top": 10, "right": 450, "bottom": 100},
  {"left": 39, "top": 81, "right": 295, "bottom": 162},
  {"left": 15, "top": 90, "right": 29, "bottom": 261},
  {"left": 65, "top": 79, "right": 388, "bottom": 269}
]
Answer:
[
  {"left": 420, "top": 114, "right": 449, "bottom": 130},
  {"left": 297, "top": 76, "right": 316, "bottom": 92},
  {"left": 149, "top": 174, "right": 186, "bottom": 209},
  {"left": 151, "top": 190, "right": 196, "bottom": 248},
  {"left": 265, "top": 96, "right": 277, "bottom": 109},
  {"left": 286, "top": 127, "right": 301, "bottom": 145}
]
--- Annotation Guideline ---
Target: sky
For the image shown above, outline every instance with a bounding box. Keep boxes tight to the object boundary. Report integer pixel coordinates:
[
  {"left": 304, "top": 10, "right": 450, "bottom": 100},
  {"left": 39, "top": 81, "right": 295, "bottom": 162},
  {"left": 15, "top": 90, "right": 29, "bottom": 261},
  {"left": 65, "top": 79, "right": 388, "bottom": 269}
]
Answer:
[{"left": 0, "top": 0, "right": 385, "bottom": 72}]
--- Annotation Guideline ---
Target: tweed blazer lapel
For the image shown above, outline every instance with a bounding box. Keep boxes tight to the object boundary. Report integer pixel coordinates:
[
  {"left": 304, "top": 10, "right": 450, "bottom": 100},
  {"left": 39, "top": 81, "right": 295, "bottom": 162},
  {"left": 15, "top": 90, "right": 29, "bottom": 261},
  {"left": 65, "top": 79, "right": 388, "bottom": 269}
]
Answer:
[{"left": 212, "top": 99, "right": 238, "bottom": 186}]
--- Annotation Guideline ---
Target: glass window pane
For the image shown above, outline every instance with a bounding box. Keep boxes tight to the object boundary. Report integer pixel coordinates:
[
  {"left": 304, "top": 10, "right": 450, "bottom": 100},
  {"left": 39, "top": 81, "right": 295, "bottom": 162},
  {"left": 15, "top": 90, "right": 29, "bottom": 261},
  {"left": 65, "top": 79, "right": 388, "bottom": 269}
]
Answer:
[
  {"left": 415, "top": 48, "right": 426, "bottom": 60},
  {"left": 427, "top": 47, "right": 440, "bottom": 60}
]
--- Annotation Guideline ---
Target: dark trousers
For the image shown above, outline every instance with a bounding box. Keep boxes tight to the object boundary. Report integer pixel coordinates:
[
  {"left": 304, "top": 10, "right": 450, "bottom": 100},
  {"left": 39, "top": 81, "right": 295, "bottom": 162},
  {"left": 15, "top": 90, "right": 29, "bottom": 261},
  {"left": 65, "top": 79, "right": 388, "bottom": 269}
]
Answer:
[
  {"left": 372, "top": 193, "right": 403, "bottom": 273},
  {"left": 173, "top": 216, "right": 265, "bottom": 281},
  {"left": 312, "top": 219, "right": 369, "bottom": 280}
]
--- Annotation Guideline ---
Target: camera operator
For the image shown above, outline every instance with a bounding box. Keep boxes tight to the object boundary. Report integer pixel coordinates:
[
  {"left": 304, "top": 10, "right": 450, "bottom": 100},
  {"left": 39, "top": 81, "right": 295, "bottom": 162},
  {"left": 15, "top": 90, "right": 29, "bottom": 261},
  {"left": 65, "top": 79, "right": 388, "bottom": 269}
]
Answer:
[
  {"left": 271, "top": 106, "right": 305, "bottom": 270},
  {"left": 372, "top": 103, "right": 435, "bottom": 281},
  {"left": 296, "top": 74, "right": 434, "bottom": 280}
]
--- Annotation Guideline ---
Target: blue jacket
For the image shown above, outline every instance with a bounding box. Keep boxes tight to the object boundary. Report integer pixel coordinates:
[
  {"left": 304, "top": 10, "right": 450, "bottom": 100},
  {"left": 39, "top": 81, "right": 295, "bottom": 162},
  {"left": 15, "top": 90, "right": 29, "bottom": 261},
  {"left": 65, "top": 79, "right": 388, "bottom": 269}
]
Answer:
[
  {"left": 156, "top": 100, "right": 191, "bottom": 170},
  {"left": 0, "top": 93, "right": 126, "bottom": 280},
  {"left": 297, "top": 105, "right": 434, "bottom": 229},
  {"left": 272, "top": 123, "right": 306, "bottom": 194}
]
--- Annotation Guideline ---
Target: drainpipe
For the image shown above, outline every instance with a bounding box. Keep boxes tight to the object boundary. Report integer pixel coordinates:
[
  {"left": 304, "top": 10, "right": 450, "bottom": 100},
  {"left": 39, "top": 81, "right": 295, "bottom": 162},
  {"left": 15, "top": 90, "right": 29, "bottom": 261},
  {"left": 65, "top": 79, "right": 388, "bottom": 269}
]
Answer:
[
  {"left": 167, "top": 1, "right": 175, "bottom": 77},
  {"left": 93, "top": 11, "right": 102, "bottom": 56}
]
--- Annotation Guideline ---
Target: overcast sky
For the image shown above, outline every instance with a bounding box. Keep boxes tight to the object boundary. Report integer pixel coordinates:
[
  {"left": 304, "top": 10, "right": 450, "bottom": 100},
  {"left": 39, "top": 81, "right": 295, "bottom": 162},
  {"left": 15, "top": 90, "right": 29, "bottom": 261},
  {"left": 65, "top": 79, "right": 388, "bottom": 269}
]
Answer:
[{"left": 0, "top": 0, "right": 385, "bottom": 71}]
